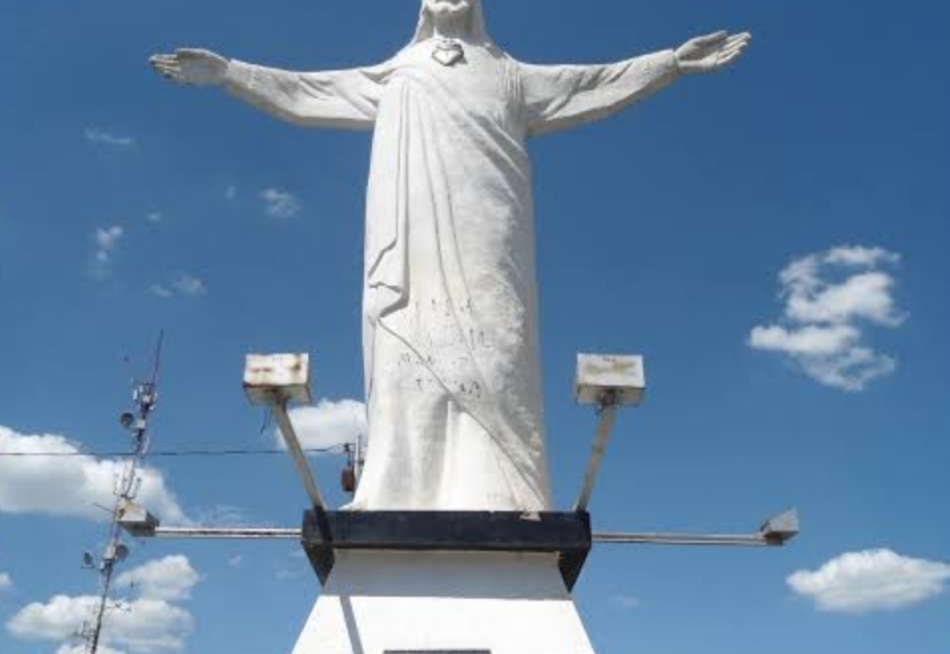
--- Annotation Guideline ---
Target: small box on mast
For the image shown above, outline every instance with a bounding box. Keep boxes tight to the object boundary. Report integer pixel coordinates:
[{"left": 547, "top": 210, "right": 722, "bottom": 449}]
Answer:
[
  {"left": 575, "top": 354, "right": 646, "bottom": 407},
  {"left": 243, "top": 353, "right": 313, "bottom": 406}
]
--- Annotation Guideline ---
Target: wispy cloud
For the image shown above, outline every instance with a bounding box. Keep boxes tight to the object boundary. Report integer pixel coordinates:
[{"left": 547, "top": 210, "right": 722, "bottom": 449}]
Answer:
[
  {"left": 85, "top": 127, "right": 135, "bottom": 149},
  {"left": 613, "top": 594, "right": 641, "bottom": 610},
  {"left": 749, "top": 245, "right": 905, "bottom": 391},
  {"left": 260, "top": 188, "right": 301, "bottom": 219},
  {"left": 149, "top": 274, "right": 208, "bottom": 299},
  {"left": 226, "top": 555, "right": 243, "bottom": 568},
  {"left": 149, "top": 284, "right": 174, "bottom": 298},
  {"left": 225, "top": 185, "right": 237, "bottom": 202},
  {"left": 281, "top": 399, "right": 367, "bottom": 452},
  {"left": 94, "top": 225, "right": 124, "bottom": 264},
  {"left": 788, "top": 549, "right": 950, "bottom": 615},
  {"left": 56, "top": 644, "right": 126, "bottom": 654},
  {"left": 0, "top": 572, "right": 12, "bottom": 592},
  {"left": 171, "top": 274, "right": 207, "bottom": 296},
  {"left": 116, "top": 556, "right": 199, "bottom": 602},
  {"left": 275, "top": 568, "right": 303, "bottom": 582},
  {"left": 0, "top": 425, "right": 187, "bottom": 524},
  {"left": 146, "top": 212, "right": 163, "bottom": 224}
]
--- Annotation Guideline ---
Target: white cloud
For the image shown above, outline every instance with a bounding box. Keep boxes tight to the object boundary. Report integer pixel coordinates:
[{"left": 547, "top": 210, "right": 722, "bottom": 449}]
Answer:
[
  {"left": 750, "top": 324, "right": 860, "bottom": 357},
  {"left": 7, "top": 594, "right": 193, "bottom": 652},
  {"left": 94, "top": 226, "right": 124, "bottom": 264},
  {"left": 260, "top": 188, "right": 301, "bottom": 219},
  {"left": 149, "top": 274, "right": 208, "bottom": 299},
  {"left": 823, "top": 245, "right": 900, "bottom": 268},
  {"left": 613, "top": 594, "right": 641, "bottom": 610},
  {"left": 788, "top": 549, "right": 950, "bottom": 615},
  {"left": 749, "top": 245, "right": 905, "bottom": 391},
  {"left": 798, "top": 347, "right": 896, "bottom": 392},
  {"left": 0, "top": 572, "right": 12, "bottom": 591},
  {"left": 57, "top": 644, "right": 126, "bottom": 654},
  {"left": 171, "top": 274, "right": 207, "bottom": 296},
  {"left": 279, "top": 400, "right": 367, "bottom": 452},
  {"left": 785, "top": 272, "right": 903, "bottom": 327},
  {"left": 149, "top": 284, "right": 173, "bottom": 299},
  {"left": 116, "top": 556, "right": 199, "bottom": 602},
  {"left": 85, "top": 128, "right": 135, "bottom": 149},
  {"left": 0, "top": 425, "right": 187, "bottom": 525},
  {"left": 227, "top": 555, "right": 243, "bottom": 568},
  {"left": 146, "top": 212, "right": 163, "bottom": 224},
  {"left": 275, "top": 568, "right": 302, "bottom": 582}
]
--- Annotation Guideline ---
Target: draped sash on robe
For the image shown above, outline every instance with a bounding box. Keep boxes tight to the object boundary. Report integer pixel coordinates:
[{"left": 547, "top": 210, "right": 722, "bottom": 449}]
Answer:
[{"left": 224, "top": 44, "right": 678, "bottom": 511}]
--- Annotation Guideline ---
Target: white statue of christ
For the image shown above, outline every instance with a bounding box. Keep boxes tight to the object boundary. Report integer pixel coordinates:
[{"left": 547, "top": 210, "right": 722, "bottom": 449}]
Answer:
[{"left": 151, "top": 0, "right": 750, "bottom": 513}]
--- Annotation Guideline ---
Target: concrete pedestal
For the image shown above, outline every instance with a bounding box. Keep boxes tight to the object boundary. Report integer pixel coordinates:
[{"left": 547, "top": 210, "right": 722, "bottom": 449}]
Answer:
[{"left": 290, "top": 550, "right": 596, "bottom": 654}]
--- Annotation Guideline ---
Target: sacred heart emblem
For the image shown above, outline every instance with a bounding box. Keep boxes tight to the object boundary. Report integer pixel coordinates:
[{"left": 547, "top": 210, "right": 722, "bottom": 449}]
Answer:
[{"left": 432, "top": 41, "right": 465, "bottom": 67}]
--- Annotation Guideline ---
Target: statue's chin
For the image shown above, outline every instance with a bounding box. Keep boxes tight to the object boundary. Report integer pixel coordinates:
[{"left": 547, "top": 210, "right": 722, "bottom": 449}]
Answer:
[{"left": 427, "top": 0, "right": 471, "bottom": 21}]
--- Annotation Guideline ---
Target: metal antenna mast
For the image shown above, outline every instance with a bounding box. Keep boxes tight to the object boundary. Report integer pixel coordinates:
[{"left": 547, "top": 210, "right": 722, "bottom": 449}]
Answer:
[{"left": 80, "top": 332, "right": 164, "bottom": 654}]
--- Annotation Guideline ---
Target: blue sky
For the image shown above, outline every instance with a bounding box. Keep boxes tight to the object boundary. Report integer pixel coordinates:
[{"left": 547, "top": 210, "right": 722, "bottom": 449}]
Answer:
[{"left": 1, "top": 1, "right": 948, "bottom": 654}]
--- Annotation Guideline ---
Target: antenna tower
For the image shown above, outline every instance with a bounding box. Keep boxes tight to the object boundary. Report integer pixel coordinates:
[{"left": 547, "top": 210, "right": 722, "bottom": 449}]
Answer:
[{"left": 79, "top": 332, "right": 164, "bottom": 654}]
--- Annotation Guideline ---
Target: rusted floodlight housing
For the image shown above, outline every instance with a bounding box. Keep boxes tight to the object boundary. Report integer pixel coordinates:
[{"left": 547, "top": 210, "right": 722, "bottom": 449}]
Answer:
[
  {"left": 759, "top": 509, "right": 800, "bottom": 546},
  {"left": 575, "top": 353, "right": 646, "bottom": 407},
  {"left": 243, "top": 353, "right": 312, "bottom": 406}
]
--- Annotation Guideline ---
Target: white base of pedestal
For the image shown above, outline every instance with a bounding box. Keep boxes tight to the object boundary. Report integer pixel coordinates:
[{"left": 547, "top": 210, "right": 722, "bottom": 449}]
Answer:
[{"left": 290, "top": 551, "right": 595, "bottom": 654}]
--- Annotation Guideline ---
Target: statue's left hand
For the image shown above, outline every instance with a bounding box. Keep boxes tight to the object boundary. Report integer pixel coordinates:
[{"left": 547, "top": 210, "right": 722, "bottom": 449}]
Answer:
[
  {"left": 149, "top": 48, "right": 229, "bottom": 86},
  {"left": 675, "top": 31, "right": 751, "bottom": 74}
]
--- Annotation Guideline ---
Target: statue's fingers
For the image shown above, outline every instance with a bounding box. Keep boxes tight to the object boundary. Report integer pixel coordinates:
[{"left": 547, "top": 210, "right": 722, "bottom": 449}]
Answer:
[
  {"left": 151, "top": 60, "right": 180, "bottom": 74},
  {"left": 175, "top": 47, "right": 210, "bottom": 59},
  {"left": 724, "top": 34, "right": 751, "bottom": 50},
  {"left": 717, "top": 49, "right": 744, "bottom": 68},
  {"left": 154, "top": 63, "right": 182, "bottom": 80},
  {"left": 693, "top": 30, "right": 729, "bottom": 47},
  {"left": 720, "top": 41, "right": 748, "bottom": 58},
  {"left": 722, "top": 36, "right": 750, "bottom": 52},
  {"left": 149, "top": 54, "right": 178, "bottom": 66},
  {"left": 166, "top": 69, "right": 189, "bottom": 84},
  {"left": 721, "top": 42, "right": 747, "bottom": 58}
]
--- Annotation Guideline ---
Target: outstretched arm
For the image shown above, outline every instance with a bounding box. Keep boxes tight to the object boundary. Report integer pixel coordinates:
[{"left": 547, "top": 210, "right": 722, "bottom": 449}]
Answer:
[
  {"left": 149, "top": 49, "right": 388, "bottom": 130},
  {"left": 523, "top": 31, "right": 751, "bottom": 137}
]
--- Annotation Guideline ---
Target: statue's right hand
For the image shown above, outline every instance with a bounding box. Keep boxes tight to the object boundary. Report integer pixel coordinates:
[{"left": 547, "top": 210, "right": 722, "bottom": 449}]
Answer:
[{"left": 149, "top": 48, "right": 229, "bottom": 86}]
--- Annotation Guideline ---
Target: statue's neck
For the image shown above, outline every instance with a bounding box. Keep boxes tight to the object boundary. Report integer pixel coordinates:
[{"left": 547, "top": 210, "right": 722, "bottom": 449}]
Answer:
[{"left": 430, "top": 15, "right": 470, "bottom": 42}]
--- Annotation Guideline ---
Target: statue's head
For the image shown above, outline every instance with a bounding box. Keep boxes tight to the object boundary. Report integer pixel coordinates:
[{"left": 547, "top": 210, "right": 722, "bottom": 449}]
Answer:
[{"left": 410, "top": 0, "right": 492, "bottom": 46}]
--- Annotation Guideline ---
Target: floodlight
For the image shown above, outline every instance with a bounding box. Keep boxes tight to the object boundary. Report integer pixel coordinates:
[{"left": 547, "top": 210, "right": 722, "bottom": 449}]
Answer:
[
  {"left": 243, "top": 353, "right": 313, "bottom": 406},
  {"left": 119, "top": 412, "right": 136, "bottom": 429},
  {"left": 242, "top": 353, "right": 326, "bottom": 513},
  {"left": 759, "top": 509, "right": 800, "bottom": 545},
  {"left": 117, "top": 501, "right": 160, "bottom": 538},
  {"left": 573, "top": 352, "right": 647, "bottom": 512},
  {"left": 575, "top": 354, "right": 646, "bottom": 407}
]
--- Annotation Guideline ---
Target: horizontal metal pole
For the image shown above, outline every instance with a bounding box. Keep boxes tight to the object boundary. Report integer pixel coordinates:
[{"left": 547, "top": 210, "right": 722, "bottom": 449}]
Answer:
[
  {"left": 142, "top": 527, "right": 780, "bottom": 547},
  {"left": 152, "top": 527, "right": 301, "bottom": 540},
  {"left": 594, "top": 532, "right": 775, "bottom": 547}
]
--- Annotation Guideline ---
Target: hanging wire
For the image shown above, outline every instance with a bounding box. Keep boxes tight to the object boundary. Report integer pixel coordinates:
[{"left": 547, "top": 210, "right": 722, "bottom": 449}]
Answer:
[{"left": 0, "top": 446, "right": 345, "bottom": 459}]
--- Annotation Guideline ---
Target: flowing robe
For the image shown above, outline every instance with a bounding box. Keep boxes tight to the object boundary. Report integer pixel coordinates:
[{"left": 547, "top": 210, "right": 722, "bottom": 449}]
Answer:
[{"left": 225, "top": 43, "right": 679, "bottom": 511}]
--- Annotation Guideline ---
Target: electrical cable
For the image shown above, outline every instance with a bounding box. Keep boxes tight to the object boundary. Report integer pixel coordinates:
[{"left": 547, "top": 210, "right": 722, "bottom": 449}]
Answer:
[{"left": 0, "top": 446, "right": 344, "bottom": 458}]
